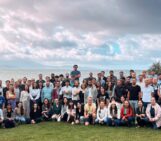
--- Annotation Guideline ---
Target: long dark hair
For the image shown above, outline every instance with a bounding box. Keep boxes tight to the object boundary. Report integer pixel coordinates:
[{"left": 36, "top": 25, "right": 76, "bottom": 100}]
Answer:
[
  {"left": 16, "top": 102, "right": 24, "bottom": 115},
  {"left": 68, "top": 100, "right": 74, "bottom": 109},
  {"left": 110, "top": 104, "right": 117, "bottom": 115},
  {"left": 43, "top": 98, "right": 50, "bottom": 109}
]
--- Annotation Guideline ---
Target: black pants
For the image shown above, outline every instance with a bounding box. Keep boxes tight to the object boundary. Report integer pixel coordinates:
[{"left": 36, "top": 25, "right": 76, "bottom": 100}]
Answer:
[{"left": 4, "top": 119, "right": 15, "bottom": 128}]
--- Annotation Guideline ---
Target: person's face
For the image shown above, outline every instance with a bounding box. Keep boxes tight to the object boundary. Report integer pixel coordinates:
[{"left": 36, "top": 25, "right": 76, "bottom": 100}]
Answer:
[
  {"left": 9, "top": 85, "right": 14, "bottom": 91},
  {"left": 138, "top": 101, "right": 143, "bottom": 107},
  {"left": 92, "top": 79, "right": 96, "bottom": 85},
  {"left": 153, "top": 79, "right": 158, "bottom": 84},
  {"left": 23, "top": 77, "right": 27, "bottom": 83},
  {"left": 44, "top": 99, "right": 48, "bottom": 105},
  {"left": 25, "top": 85, "right": 28, "bottom": 91},
  {"left": 124, "top": 101, "right": 129, "bottom": 108},
  {"left": 121, "top": 96, "right": 125, "bottom": 103},
  {"left": 88, "top": 81, "right": 92, "bottom": 86},
  {"left": 89, "top": 73, "right": 93, "bottom": 77},
  {"left": 34, "top": 104, "right": 38, "bottom": 109},
  {"left": 117, "top": 80, "right": 121, "bottom": 86},
  {"left": 77, "top": 103, "right": 81, "bottom": 108},
  {"left": 55, "top": 82, "right": 60, "bottom": 87},
  {"left": 98, "top": 73, "right": 101, "bottom": 78},
  {"left": 151, "top": 98, "right": 156, "bottom": 105},
  {"left": 73, "top": 66, "right": 78, "bottom": 70},
  {"left": 39, "top": 74, "right": 43, "bottom": 79},
  {"left": 64, "top": 98, "right": 68, "bottom": 104},
  {"left": 7, "top": 104, "right": 11, "bottom": 109},
  {"left": 145, "top": 79, "right": 149, "bottom": 86},
  {"left": 100, "top": 87, "right": 105, "bottom": 93},
  {"left": 88, "top": 98, "right": 92, "bottom": 105},
  {"left": 18, "top": 102, "right": 22, "bottom": 108},
  {"left": 55, "top": 99, "right": 59, "bottom": 104},
  {"left": 100, "top": 102, "right": 104, "bottom": 108},
  {"left": 6, "top": 81, "right": 10, "bottom": 87},
  {"left": 139, "top": 75, "right": 143, "bottom": 81},
  {"left": 69, "top": 102, "right": 73, "bottom": 106},
  {"left": 132, "top": 72, "right": 136, "bottom": 78},
  {"left": 74, "top": 81, "right": 79, "bottom": 87},
  {"left": 51, "top": 74, "right": 55, "bottom": 78},
  {"left": 33, "top": 83, "right": 37, "bottom": 88},
  {"left": 110, "top": 71, "right": 113, "bottom": 76},
  {"left": 65, "top": 82, "right": 70, "bottom": 86},
  {"left": 132, "top": 79, "right": 136, "bottom": 85},
  {"left": 101, "top": 72, "right": 105, "bottom": 77}
]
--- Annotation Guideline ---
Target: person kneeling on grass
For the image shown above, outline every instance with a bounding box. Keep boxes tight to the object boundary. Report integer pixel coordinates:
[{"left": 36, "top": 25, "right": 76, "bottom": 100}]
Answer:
[
  {"left": 67, "top": 100, "right": 76, "bottom": 125},
  {"left": 75, "top": 101, "right": 84, "bottom": 124},
  {"left": 120, "top": 100, "right": 134, "bottom": 127},
  {"left": 146, "top": 97, "right": 161, "bottom": 129},
  {"left": 107, "top": 101, "right": 120, "bottom": 126},
  {"left": 3, "top": 103, "right": 15, "bottom": 128},
  {"left": 42, "top": 98, "right": 51, "bottom": 121},
  {"left": 15, "top": 102, "right": 26, "bottom": 124},
  {"left": 95, "top": 100, "right": 107, "bottom": 125},
  {"left": 61, "top": 97, "right": 68, "bottom": 122},
  {"left": 30, "top": 103, "right": 42, "bottom": 124},
  {"left": 84, "top": 96, "right": 96, "bottom": 126},
  {"left": 136, "top": 100, "right": 147, "bottom": 127},
  {"left": 51, "top": 98, "right": 61, "bottom": 122}
]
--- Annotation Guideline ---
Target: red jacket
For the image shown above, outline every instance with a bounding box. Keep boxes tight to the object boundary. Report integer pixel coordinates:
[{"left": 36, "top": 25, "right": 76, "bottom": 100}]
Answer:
[{"left": 120, "top": 106, "right": 133, "bottom": 119}]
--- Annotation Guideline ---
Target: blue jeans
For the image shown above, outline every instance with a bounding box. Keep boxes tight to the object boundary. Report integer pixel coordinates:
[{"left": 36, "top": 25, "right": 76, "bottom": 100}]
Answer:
[
  {"left": 120, "top": 117, "right": 135, "bottom": 126},
  {"left": 107, "top": 118, "right": 120, "bottom": 126}
]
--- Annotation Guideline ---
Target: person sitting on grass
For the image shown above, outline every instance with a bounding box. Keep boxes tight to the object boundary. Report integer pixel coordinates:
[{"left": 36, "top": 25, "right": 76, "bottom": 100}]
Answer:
[
  {"left": 30, "top": 103, "right": 41, "bottom": 124},
  {"left": 107, "top": 101, "right": 120, "bottom": 126},
  {"left": 136, "top": 100, "right": 147, "bottom": 127},
  {"left": 95, "top": 100, "right": 107, "bottom": 125},
  {"left": 146, "top": 97, "right": 161, "bottom": 129},
  {"left": 61, "top": 97, "right": 68, "bottom": 122},
  {"left": 51, "top": 98, "right": 61, "bottom": 122},
  {"left": 15, "top": 102, "right": 26, "bottom": 124},
  {"left": 3, "top": 103, "right": 15, "bottom": 128},
  {"left": 75, "top": 101, "right": 84, "bottom": 124},
  {"left": 84, "top": 96, "right": 96, "bottom": 126},
  {"left": 42, "top": 98, "right": 51, "bottom": 121},
  {"left": 120, "top": 100, "right": 134, "bottom": 127},
  {"left": 0, "top": 108, "right": 4, "bottom": 127},
  {"left": 67, "top": 100, "right": 76, "bottom": 125}
]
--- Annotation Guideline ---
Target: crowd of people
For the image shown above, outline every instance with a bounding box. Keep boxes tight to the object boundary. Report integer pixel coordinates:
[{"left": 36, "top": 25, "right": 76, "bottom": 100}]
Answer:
[{"left": 0, "top": 65, "right": 161, "bottom": 129}]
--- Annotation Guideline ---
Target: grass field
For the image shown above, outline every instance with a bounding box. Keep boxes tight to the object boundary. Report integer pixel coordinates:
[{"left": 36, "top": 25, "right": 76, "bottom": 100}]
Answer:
[{"left": 0, "top": 122, "right": 161, "bottom": 141}]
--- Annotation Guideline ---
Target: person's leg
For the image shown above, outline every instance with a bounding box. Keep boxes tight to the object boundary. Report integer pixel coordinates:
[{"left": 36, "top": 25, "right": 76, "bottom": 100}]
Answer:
[
  {"left": 106, "top": 118, "right": 112, "bottom": 126},
  {"left": 114, "top": 119, "right": 121, "bottom": 126},
  {"left": 127, "top": 117, "right": 134, "bottom": 127}
]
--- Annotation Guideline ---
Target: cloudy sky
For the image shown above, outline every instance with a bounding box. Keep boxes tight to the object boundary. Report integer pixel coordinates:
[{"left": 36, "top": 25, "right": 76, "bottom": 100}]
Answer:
[{"left": 0, "top": 0, "right": 161, "bottom": 70}]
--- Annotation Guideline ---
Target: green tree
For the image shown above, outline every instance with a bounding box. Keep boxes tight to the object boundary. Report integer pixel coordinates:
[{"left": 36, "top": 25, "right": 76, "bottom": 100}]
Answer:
[{"left": 148, "top": 61, "right": 161, "bottom": 75}]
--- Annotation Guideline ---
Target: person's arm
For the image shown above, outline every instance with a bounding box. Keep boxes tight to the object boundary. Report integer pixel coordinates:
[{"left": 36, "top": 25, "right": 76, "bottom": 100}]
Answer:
[{"left": 29, "top": 91, "right": 34, "bottom": 101}]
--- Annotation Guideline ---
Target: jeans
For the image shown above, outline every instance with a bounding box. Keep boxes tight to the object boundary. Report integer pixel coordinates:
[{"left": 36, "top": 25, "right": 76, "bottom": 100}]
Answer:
[
  {"left": 120, "top": 117, "right": 135, "bottom": 126},
  {"left": 107, "top": 118, "right": 120, "bottom": 126},
  {"left": 129, "top": 100, "right": 138, "bottom": 114},
  {"left": 95, "top": 118, "right": 107, "bottom": 124}
]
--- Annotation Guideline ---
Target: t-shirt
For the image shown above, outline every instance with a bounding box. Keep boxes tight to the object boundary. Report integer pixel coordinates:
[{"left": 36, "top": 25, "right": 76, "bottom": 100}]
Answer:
[
  {"left": 128, "top": 85, "right": 141, "bottom": 100},
  {"left": 97, "top": 92, "right": 109, "bottom": 104},
  {"left": 84, "top": 103, "right": 96, "bottom": 114},
  {"left": 142, "top": 85, "right": 154, "bottom": 102},
  {"left": 70, "top": 70, "right": 81, "bottom": 80}
]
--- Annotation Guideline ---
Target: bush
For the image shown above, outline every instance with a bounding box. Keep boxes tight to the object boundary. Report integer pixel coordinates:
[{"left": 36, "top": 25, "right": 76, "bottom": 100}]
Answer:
[{"left": 148, "top": 61, "right": 161, "bottom": 75}]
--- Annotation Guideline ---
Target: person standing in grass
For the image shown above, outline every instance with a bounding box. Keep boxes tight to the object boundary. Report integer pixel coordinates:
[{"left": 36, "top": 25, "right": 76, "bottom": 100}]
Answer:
[
  {"left": 120, "top": 100, "right": 134, "bottom": 127},
  {"left": 41, "top": 81, "right": 53, "bottom": 104},
  {"left": 146, "top": 97, "right": 161, "bottom": 129},
  {"left": 72, "top": 80, "right": 81, "bottom": 106},
  {"left": 6, "top": 84, "right": 16, "bottom": 110},
  {"left": 51, "top": 98, "right": 61, "bottom": 122},
  {"left": 20, "top": 85, "right": 30, "bottom": 118},
  {"left": 84, "top": 96, "right": 96, "bottom": 126},
  {"left": 95, "top": 101, "right": 107, "bottom": 125}
]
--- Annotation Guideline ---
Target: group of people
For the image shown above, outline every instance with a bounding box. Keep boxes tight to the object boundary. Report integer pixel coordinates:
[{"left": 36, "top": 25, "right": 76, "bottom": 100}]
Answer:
[{"left": 0, "top": 65, "right": 161, "bottom": 129}]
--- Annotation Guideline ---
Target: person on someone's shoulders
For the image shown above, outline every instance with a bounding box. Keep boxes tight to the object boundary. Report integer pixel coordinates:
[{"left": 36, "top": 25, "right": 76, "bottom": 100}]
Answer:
[
  {"left": 70, "top": 65, "right": 81, "bottom": 81},
  {"left": 36, "top": 74, "right": 45, "bottom": 85}
]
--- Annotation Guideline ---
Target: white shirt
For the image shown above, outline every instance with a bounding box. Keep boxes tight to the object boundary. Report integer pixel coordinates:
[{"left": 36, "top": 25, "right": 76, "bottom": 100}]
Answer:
[
  {"left": 142, "top": 85, "right": 154, "bottom": 102},
  {"left": 20, "top": 91, "right": 30, "bottom": 102},
  {"left": 72, "top": 87, "right": 81, "bottom": 101},
  {"left": 60, "top": 86, "right": 72, "bottom": 99},
  {"left": 29, "top": 89, "right": 40, "bottom": 100}
]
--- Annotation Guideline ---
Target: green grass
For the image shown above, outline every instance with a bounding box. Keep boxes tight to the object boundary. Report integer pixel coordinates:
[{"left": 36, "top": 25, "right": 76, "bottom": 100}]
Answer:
[{"left": 0, "top": 122, "right": 161, "bottom": 141}]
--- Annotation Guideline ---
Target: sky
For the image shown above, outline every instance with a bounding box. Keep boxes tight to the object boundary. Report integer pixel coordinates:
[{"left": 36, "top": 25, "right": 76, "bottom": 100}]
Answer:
[{"left": 0, "top": 0, "right": 161, "bottom": 70}]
